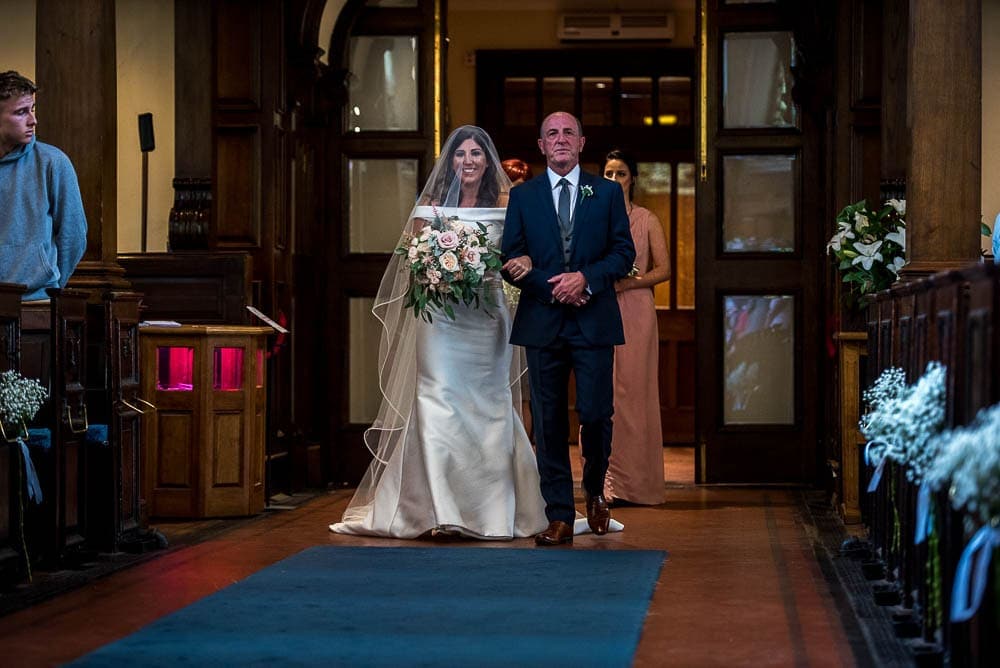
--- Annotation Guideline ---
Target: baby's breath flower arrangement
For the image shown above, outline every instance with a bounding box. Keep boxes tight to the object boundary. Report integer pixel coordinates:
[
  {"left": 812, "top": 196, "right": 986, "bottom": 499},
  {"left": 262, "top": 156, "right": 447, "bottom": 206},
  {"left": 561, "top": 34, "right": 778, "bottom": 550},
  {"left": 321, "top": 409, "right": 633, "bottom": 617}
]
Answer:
[
  {"left": 926, "top": 403, "right": 1000, "bottom": 527},
  {"left": 859, "top": 362, "right": 946, "bottom": 482},
  {"left": 827, "top": 199, "right": 906, "bottom": 308},
  {"left": 0, "top": 368, "right": 47, "bottom": 582},
  {"left": 924, "top": 402, "right": 1000, "bottom": 623},
  {"left": 884, "top": 362, "right": 947, "bottom": 483},
  {"left": 859, "top": 366, "right": 907, "bottom": 465},
  {"left": 0, "top": 369, "right": 48, "bottom": 440}
]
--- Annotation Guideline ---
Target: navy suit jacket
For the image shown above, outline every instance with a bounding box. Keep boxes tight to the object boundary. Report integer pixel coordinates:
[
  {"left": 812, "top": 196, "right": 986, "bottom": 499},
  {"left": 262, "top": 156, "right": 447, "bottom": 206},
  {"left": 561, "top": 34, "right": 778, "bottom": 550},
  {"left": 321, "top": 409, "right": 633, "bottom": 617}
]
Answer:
[{"left": 501, "top": 170, "right": 636, "bottom": 348}]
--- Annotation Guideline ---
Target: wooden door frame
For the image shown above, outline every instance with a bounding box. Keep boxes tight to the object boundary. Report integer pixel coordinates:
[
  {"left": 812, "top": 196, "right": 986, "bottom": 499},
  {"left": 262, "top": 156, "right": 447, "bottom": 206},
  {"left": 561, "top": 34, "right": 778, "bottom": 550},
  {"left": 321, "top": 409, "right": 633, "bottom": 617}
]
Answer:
[
  {"left": 694, "top": 0, "right": 825, "bottom": 484},
  {"left": 320, "top": 0, "right": 444, "bottom": 485}
]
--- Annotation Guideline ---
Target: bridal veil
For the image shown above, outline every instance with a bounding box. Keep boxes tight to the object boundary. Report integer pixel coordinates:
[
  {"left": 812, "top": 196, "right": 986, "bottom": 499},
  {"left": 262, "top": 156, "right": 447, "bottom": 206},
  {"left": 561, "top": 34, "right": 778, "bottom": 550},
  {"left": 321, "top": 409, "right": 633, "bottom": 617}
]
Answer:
[{"left": 339, "top": 125, "right": 526, "bottom": 523}]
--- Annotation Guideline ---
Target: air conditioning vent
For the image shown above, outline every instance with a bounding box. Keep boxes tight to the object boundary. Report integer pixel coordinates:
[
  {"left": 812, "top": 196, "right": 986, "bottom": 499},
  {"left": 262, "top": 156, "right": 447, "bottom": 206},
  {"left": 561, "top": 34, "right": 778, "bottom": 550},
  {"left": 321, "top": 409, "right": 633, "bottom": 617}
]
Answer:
[
  {"left": 563, "top": 14, "right": 612, "bottom": 29},
  {"left": 620, "top": 14, "right": 670, "bottom": 29},
  {"left": 558, "top": 12, "right": 675, "bottom": 42}
]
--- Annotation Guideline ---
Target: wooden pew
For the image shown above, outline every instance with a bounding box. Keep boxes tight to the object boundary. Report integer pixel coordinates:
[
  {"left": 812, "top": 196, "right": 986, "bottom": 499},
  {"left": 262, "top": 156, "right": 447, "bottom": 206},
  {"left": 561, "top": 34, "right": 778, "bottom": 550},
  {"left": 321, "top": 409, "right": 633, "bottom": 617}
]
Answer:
[
  {"left": 20, "top": 289, "right": 93, "bottom": 566},
  {"left": 0, "top": 282, "right": 26, "bottom": 585},
  {"left": 86, "top": 292, "right": 147, "bottom": 552},
  {"left": 865, "top": 264, "right": 1000, "bottom": 663}
]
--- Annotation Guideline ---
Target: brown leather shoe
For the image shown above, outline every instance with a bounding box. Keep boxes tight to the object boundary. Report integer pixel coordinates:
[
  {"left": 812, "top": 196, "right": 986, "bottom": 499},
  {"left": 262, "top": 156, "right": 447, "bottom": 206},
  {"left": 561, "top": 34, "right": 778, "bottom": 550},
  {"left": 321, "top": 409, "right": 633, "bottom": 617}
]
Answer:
[
  {"left": 534, "top": 520, "right": 573, "bottom": 546},
  {"left": 585, "top": 493, "right": 611, "bottom": 535}
]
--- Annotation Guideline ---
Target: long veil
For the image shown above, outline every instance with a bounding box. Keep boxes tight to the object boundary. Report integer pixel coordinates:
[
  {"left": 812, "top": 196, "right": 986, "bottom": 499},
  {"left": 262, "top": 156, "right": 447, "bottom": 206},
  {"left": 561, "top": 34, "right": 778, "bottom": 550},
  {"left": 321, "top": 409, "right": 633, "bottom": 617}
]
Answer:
[{"left": 339, "top": 125, "right": 525, "bottom": 523}]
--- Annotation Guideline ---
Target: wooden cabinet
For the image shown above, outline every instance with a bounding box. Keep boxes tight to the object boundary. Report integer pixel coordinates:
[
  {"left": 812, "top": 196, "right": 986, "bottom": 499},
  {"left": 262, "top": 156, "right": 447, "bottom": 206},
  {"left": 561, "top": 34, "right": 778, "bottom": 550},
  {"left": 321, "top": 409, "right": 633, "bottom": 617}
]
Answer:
[{"left": 140, "top": 326, "right": 269, "bottom": 518}]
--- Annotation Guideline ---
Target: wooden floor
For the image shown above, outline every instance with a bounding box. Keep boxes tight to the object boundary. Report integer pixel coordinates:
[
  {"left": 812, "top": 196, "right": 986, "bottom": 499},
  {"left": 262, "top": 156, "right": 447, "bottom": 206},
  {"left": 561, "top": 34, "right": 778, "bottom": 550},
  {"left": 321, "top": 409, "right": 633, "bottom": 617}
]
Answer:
[{"left": 2, "top": 447, "right": 861, "bottom": 667}]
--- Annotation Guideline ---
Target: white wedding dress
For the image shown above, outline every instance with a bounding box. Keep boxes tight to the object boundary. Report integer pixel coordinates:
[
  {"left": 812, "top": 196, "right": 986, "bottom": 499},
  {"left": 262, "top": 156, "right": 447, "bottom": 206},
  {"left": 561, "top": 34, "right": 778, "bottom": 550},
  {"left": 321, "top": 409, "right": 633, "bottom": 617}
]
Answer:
[{"left": 331, "top": 208, "right": 549, "bottom": 539}]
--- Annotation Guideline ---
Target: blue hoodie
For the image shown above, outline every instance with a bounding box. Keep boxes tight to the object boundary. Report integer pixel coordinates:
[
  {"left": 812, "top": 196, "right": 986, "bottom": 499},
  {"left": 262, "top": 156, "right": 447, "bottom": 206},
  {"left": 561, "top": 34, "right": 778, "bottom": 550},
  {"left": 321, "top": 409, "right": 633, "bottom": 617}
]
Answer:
[{"left": 0, "top": 136, "right": 88, "bottom": 300}]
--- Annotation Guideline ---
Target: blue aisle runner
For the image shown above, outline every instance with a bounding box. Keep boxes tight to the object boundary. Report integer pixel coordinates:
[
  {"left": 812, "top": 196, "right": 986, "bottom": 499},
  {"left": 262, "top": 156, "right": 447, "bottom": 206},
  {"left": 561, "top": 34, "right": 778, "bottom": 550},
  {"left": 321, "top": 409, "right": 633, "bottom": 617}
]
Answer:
[{"left": 74, "top": 545, "right": 666, "bottom": 667}]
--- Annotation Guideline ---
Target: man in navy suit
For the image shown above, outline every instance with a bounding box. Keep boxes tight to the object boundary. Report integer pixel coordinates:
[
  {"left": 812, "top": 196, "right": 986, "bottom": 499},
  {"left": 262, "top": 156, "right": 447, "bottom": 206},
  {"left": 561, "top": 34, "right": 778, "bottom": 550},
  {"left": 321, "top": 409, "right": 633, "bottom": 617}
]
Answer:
[{"left": 501, "top": 111, "right": 636, "bottom": 546}]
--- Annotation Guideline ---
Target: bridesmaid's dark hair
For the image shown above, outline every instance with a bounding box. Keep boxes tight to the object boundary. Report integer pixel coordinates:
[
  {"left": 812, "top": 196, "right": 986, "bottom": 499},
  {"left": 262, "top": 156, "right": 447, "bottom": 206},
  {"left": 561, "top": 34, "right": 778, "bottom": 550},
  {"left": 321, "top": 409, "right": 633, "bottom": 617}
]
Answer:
[
  {"left": 428, "top": 126, "right": 501, "bottom": 207},
  {"left": 604, "top": 149, "right": 639, "bottom": 201}
]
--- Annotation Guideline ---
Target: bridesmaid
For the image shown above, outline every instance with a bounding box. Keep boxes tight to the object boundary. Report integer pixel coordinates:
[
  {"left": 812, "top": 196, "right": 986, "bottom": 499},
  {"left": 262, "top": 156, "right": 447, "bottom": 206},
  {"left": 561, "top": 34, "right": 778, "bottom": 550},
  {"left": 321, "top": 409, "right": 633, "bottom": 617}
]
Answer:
[{"left": 602, "top": 149, "right": 671, "bottom": 506}]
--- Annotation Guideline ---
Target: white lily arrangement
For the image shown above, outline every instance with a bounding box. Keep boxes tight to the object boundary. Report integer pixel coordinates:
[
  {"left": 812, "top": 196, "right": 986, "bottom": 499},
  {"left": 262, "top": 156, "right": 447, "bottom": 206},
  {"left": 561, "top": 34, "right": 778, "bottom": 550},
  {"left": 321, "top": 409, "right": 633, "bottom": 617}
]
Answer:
[{"left": 827, "top": 199, "right": 907, "bottom": 308}]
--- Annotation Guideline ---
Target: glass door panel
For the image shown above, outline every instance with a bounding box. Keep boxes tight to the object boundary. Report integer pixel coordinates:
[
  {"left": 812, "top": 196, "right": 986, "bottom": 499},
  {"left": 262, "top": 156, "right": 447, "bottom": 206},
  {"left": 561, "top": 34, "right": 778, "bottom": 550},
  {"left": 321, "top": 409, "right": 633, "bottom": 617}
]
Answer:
[
  {"left": 348, "top": 36, "right": 418, "bottom": 132},
  {"left": 348, "top": 158, "right": 418, "bottom": 253},
  {"left": 542, "top": 77, "right": 575, "bottom": 118},
  {"left": 348, "top": 297, "right": 381, "bottom": 423},
  {"left": 722, "top": 295, "right": 794, "bottom": 424},
  {"left": 635, "top": 162, "right": 672, "bottom": 308},
  {"left": 582, "top": 77, "right": 614, "bottom": 126},
  {"left": 722, "top": 31, "right": 796, "bottom": 129},
  {"left": 504, "top": 77, "right": 536, "bottom": 126},
  {"left": 620, "top": 77, "right": 653, "bottom": 126},
  {"left": 659, "top": 76, "right": 692, "bottom": 127},
  {"left": 722, "top": 154, "right": 796, "bottom": 253}
]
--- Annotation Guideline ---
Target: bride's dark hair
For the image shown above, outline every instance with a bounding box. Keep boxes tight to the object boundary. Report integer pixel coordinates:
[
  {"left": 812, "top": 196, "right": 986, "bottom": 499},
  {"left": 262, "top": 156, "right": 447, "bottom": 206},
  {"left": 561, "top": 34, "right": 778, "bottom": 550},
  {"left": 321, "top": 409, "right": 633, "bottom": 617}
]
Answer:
[{"left": 424, "top": 126, "right": 501, "bottom": 207}]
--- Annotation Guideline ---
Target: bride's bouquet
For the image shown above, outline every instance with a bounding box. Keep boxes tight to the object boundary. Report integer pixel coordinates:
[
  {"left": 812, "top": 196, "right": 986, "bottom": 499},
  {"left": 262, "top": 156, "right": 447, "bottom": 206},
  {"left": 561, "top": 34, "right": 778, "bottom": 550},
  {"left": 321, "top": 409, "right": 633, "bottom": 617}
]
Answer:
[{"left": 396, "top": 208, "right": 503, "bottom": 321}]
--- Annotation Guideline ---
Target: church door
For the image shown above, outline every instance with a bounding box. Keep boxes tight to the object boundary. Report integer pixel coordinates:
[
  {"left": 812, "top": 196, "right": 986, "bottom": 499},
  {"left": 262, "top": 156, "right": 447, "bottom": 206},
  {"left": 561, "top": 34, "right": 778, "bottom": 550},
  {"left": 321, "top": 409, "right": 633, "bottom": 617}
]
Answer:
[{"left": 695, "top": 0, "right": 824, "bottom": 483}]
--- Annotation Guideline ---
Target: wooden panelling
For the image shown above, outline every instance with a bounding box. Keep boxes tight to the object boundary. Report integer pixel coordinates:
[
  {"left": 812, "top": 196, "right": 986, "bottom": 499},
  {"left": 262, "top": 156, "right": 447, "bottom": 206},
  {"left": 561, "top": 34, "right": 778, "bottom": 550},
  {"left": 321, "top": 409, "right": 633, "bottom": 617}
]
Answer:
[
  {"left": 880, "top": 0, "right": 909, "bottom": 179},
  {"left": 904, "top": 0, "right": 981, "bottom": 273},
  {"left": 175, "top": 0, "right": 212, "bottom": 178},
  {"left": 850, "top": 0, "right": 882, "bottom": 107},
  {"left": 658, "top": 310, "right": 696, "bottom": 443},
  {"left": 157, "top": 412, "right": 195, "bottom": 488},
  {"left": 119, "top": 252, "right": 253, "bottom": 325},
  {"left": 216, "top": 127, "right": 262, "bottom": 247},
  {"left": 215, "top": 0, "right": 262, "bottom": 108},
  {"left": 212, "top": 412, "right": 244, "bottom": 487},
  {"left": 850, "top": 126, "right": 882, "bottom": 209}
]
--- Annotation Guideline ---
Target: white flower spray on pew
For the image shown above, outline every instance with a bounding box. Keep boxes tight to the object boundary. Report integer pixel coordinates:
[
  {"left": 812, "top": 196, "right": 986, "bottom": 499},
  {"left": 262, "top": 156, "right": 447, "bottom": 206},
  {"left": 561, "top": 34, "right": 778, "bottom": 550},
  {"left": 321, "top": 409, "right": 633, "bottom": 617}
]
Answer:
[{"left": 0, "top": 369, "right": 49, "bottom": 582}]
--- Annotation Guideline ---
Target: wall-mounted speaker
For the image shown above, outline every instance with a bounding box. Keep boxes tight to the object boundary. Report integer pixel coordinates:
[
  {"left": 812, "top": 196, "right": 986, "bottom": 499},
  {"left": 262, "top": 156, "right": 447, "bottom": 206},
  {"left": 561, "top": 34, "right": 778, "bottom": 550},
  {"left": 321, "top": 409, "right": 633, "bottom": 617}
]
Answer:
[{"left": 138, "top": 113, "right": 155, "bottom": 152}]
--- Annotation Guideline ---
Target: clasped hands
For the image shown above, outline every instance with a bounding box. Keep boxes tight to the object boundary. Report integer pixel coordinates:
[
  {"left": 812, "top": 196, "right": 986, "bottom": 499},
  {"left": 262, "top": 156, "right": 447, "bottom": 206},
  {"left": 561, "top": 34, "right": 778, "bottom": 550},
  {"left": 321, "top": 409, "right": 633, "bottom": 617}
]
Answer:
[{"left": 502, "top": 256, "right": 589, "bottom": 307}]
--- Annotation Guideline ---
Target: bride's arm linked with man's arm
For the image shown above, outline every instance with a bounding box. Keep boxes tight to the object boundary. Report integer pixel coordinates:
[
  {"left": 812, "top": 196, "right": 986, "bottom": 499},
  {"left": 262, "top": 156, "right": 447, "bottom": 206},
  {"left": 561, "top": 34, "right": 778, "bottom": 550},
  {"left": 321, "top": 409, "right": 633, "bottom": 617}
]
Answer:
[{"left": 501, "top": 185, "right": 556, "bottom": 303}]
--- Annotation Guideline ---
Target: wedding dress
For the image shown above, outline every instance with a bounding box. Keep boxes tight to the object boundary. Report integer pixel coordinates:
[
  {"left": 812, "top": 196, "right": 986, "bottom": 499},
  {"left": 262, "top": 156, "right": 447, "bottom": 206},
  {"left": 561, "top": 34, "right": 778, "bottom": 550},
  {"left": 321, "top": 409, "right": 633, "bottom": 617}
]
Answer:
[
  {"left": 331, "top": 207, "right": 549, "bottom": 539},
  {"left": 329, "top": 126, "right": 621, "bottom": 540}
]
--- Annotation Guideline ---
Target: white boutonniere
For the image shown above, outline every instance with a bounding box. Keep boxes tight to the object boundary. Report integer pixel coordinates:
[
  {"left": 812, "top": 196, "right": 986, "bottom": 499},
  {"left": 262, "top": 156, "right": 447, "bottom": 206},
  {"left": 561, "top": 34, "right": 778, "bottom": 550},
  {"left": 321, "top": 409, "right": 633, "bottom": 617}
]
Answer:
[{"left": 579, "top": 185, "right": 594, "bottom": 199}]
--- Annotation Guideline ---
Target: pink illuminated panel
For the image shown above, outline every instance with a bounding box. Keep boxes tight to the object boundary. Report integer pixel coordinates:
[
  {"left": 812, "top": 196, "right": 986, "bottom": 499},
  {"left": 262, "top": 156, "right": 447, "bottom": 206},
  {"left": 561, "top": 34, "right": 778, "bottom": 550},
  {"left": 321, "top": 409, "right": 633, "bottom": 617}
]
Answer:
[
  {"left": 256, "top": 348, "right": 264, "bottom": 388},
  {"left": 157, "top": 347, "right": 195, "bottom": 391},
  {"left": 214, "top": 347, "right": 244, "bottom": 391}
]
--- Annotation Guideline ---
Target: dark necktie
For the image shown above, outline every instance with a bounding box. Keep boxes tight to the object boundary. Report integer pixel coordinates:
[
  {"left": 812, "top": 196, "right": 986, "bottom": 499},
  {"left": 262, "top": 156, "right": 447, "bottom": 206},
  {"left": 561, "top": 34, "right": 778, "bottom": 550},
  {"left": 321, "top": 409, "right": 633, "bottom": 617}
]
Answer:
[{"left": 557, "top": 178, "right": 571, "bottom": 235}]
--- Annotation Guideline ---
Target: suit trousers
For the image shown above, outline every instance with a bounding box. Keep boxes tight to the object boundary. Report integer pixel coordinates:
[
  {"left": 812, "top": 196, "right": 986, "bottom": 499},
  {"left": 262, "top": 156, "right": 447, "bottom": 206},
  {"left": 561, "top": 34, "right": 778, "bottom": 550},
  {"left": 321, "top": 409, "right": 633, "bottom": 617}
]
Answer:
[{"left": 525, "top": 314, "right": 614, "bottom": 525}]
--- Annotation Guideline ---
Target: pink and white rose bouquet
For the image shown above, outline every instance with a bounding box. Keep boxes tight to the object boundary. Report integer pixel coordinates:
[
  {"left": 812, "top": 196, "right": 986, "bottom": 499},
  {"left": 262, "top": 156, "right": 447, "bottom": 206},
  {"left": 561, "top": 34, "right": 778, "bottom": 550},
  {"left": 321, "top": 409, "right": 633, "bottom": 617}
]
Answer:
[{"left": 396, "top": 208, "right": 503, "bottom": 321}]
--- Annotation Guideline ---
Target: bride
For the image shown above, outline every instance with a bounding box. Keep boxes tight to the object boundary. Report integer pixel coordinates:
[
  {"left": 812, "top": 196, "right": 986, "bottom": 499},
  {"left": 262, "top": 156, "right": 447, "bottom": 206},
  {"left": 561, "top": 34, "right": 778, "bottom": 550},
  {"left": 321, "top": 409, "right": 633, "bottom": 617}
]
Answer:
[{"left": 330, "top": 126, "right": 549, "bottom": 539}]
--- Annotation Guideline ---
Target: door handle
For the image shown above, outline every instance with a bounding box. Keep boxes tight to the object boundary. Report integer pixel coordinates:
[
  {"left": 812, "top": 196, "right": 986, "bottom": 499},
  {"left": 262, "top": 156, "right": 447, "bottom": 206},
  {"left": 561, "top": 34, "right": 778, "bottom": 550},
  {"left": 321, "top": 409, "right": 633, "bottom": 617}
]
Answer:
[{"left": 65, "top": 403, "right": 89, "bottom": 434}]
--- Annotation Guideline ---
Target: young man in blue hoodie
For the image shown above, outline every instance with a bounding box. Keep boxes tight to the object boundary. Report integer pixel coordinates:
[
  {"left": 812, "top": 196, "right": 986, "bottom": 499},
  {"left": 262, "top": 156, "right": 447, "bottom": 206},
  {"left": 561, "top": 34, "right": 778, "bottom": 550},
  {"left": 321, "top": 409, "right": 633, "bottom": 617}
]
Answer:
[{"left": 0, "top": 70, "right": 87, "bottom": 300}]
